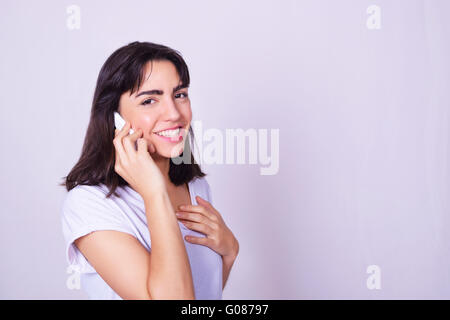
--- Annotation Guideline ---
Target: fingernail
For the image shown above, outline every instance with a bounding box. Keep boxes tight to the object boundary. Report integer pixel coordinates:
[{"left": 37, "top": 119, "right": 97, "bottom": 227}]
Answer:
[{"left": 175, "top": 213, "right": 181, "bottom": 217}]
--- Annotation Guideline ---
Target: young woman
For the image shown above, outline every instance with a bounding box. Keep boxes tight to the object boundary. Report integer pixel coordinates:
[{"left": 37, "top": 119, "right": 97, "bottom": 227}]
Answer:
[{"left": 60, "top": 41, "right": 239, "bottom": 300}]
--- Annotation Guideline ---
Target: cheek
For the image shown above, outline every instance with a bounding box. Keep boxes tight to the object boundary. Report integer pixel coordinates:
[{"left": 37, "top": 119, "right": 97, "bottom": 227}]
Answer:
[
  {"left": 133, "top": 114, "right": 157, "bottom": 137},
  {"left": 181, "top": 103, "right": 192, "bottom": 122}
]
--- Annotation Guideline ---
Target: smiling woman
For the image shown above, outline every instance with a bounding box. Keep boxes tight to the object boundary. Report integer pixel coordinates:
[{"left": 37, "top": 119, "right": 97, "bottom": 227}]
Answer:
[
  {"left": 62, "top": 41, "right": 203, "bottom": 194},
  {"left": 119, "top": 59, "right": 192, "bottom": 158},
  {"left": 58, "top": 41, "right": 239, "bottom": 300}
]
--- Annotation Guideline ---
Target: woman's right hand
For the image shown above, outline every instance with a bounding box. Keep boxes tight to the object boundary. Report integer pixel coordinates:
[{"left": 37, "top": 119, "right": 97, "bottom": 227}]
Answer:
[{"left": 113, "top": 121, "right": 167, "bottom": 200}]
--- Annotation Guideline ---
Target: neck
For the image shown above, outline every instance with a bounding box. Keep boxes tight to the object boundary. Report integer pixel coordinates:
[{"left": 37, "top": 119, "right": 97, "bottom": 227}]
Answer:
[{"left": 152, "top": 154, "right": 173, "bottom": 189}]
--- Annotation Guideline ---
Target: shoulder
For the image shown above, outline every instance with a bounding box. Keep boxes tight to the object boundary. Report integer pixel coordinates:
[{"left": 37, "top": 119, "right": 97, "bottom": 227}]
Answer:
[
  {"left": 60, "top": 184, "right": 136, "bottom": 274},
  {"left": 60, "top": 184, "right": 125, "bottom": 227},
  {"left": 62, "top": 184, "right": 109, "bottom": 213},
  {"left": 63, "top": 184, "right": 108, "bottom": 204}
]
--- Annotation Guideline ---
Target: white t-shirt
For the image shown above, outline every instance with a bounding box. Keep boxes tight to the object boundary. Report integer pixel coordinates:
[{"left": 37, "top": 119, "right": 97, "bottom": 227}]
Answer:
[{"left": 61, "top": 176, "right": 223, "bottom": 299}]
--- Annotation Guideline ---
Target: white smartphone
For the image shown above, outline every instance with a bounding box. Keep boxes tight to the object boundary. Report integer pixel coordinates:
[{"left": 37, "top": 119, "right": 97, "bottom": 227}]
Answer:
[
  {"left": 114, "top": 111, "right": 134, "bottom": 134},
  {"left": 114, "top": 111, "right": 138, "bottom": 150}
]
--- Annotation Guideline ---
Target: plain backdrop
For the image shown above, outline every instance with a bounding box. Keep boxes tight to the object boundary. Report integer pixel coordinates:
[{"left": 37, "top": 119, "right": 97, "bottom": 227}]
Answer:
[{"left": 0, "top": 0, "right": 449, "bottom": 299}]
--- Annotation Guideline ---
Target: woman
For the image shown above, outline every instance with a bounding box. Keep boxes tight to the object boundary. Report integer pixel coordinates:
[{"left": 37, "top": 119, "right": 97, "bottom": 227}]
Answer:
[{"left": 60, "top": 41, "right": 239, "bottom": 300}]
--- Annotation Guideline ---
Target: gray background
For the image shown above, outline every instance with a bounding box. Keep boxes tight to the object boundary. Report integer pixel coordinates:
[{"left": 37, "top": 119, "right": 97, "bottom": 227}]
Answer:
[{"left": 0, "top": 0, "right": 449, "bottom": 299}]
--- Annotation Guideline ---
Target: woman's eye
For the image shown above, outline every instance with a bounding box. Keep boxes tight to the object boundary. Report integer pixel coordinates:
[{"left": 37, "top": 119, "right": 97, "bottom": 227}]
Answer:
[
  {"left": 142, "top": 98, "right": 156, "bottom": 105},
  {"left": 175, "top": 92, "right": 188, "bottom": 99}
]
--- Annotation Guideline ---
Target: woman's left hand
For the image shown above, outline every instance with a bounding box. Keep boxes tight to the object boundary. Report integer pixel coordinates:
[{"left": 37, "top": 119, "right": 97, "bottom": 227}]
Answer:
[{"left": 175, "top": 196, "right": 239, "bottom": 259}]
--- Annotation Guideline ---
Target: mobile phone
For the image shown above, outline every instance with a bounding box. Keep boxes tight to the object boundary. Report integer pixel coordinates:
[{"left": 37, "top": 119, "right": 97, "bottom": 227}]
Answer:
[
  {"left": 114, "top": 111, "right": 138, "bottom": 150},
  {"left": 114, "top": 112, "right": 134, "bottom": 134}
]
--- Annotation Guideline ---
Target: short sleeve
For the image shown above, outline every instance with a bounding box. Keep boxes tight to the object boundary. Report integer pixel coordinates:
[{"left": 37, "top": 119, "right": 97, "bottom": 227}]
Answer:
[{"left": 60, "top": 185, "right": 136, "bottom": 274}]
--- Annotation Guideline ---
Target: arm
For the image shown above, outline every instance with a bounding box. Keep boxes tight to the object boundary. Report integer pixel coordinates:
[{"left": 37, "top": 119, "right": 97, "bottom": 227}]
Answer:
[
  {"left": 144, "top": 191, "right": 195, "bottom": 299},
  {"left": 74, "top": 191, "right": 195, "bottom": 300},
  {"left": 222, "top": 240, "right": 239, "bottom": 290}
]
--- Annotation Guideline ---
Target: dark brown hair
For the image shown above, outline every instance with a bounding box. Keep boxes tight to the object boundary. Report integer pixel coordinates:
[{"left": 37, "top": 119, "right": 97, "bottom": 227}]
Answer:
[{"left": 59, "top": 41, "right": 205, "bottom": 198}]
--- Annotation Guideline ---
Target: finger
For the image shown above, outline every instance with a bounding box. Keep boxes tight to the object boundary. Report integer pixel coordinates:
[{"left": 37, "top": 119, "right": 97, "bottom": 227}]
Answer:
[
  {"left": 113, "top": 139, "right": 121, "bottom": 170},
  {"left": 113, "top": 121, "right": 132, "bottom": 162},
  {"left": 176, "top": 211, "right": 216, "bottom": 229},
  {"left": 176, "top": 211, "right": 203, "bottom": 223},
  {"left": 118, "top": 121, "right": 131, "bottom": 137},
  {"left": 123, "top": 128, "right": 143, "bottom": 155},
  {"left": 113, "top": 130, "right": 129, "bottom": 166},
  {"left": 137, "top": 137, "right": 149, "bottom": 155},
  {"left": 184, "top": 235, "right": 211, "bottom": 247},
  {"left": 137, "top": 137, "right": 157, "bottom": 155},
  {"left": 180, "top": 221, "right": 213, "bottom": 235},
  {"left": 177, "top": 204, "right": 217, "bottom": 222},
  {"left": 195, "top": 196, "right": 221, "bottom": 217}
]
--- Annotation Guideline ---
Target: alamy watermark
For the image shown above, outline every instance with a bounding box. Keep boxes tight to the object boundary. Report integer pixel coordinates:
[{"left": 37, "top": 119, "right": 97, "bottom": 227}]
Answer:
[
  {"left": 366, "top": 5, "right": 381, "bottom": 30},
  {"left": 366, "top": 264, "right": 381, "bottom": 290},
  {"left": 66, "top": 5, "right": 81, "bottom": 30},
  {"left": 66, "top": 265, "right": 81, "bottom": 290},
  {"left": 171, "top": 120, "right": 280, "bottom": 176}
]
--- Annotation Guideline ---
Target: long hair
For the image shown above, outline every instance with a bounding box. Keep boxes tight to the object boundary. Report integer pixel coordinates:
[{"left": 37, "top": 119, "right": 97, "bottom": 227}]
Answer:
[{"left": 59, "top": 41, "right": 205, "bottom": 198}]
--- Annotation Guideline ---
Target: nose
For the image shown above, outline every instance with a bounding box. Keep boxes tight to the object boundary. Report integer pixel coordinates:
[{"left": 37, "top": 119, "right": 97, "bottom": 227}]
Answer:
[{"left": 162, "top": 96, "right": 182, "bottom": 120}]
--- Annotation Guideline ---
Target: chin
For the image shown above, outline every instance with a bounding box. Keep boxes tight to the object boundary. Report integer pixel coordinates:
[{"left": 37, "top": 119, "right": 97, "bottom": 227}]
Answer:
[{"left": 155, "top": 144, "right": 185, "bottom": 159}]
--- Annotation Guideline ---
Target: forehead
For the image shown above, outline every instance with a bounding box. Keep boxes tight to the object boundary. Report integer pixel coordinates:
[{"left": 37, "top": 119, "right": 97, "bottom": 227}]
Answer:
[{"left": 141, "top": 60, "right": 180, "bottom": 86}]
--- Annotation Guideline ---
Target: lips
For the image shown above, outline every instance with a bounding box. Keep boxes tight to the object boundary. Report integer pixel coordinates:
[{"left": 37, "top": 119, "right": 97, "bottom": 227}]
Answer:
[
  {"left": 153, "top": 125, "right": 183, "bottom": 133},
  {"left": 154, "top": 127, "right": 186, "bottom": 142},
  {"left": 155, "top": 133, "right": 183, "bottom": 142}
]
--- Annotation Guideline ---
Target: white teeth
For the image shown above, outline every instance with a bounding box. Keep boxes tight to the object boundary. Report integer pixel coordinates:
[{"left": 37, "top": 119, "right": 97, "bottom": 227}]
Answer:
[{"left": 156, "top": 128, "right": 180, "bottom": 137}]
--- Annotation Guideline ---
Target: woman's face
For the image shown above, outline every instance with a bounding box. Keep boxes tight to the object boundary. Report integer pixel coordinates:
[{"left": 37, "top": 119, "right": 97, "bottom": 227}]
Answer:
[{"left": 118, "top": 59, "right": 192, "bottom": 160}]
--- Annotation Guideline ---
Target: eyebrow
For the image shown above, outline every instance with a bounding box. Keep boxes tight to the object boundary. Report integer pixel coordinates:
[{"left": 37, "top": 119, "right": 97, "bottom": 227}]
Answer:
[{"left": 135, "top": 83, "right": 188, "bottom": 98}]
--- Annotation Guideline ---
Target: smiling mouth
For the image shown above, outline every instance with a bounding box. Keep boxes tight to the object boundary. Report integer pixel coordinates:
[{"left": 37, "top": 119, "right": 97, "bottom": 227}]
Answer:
[{"left": 154, "top": 126, "right": 183, "bottom": 137}]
